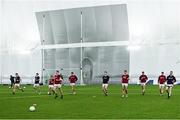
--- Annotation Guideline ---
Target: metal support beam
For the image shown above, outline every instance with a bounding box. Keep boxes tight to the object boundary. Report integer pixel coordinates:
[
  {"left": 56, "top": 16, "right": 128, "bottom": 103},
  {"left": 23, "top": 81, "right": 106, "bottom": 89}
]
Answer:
[{"left": 39, "top": 41, "right": 129, "bottom": 50}]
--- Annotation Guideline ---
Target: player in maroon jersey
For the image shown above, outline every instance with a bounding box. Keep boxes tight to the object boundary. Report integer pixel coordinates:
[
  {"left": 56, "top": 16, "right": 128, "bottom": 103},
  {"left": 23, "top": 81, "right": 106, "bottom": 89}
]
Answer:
[
  {"left": 69, "top": 72, "right": 78, "bottom": 94},
  {"left": 158, "top": 72, "right": 166, "bottom": 95},
  {"left": 139, "top": 71, "right": 148, "bottom": 95},
  {"left": 121, "top": 70, "right": 129, "bottom": 98},
  {"left": 54, "top": 70, "right": 63, "bottom": 99},
  {"left": 48, "top": 75, "right": 55, "bottom": 95}
]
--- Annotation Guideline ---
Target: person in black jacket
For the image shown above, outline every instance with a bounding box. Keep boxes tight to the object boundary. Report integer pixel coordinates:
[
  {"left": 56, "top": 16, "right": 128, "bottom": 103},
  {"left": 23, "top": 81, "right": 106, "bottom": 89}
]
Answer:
[
  {"left": 33, "top": 73, "right": 41, "bottom": 94},
  {"left": 102, "top": 71, "right": 110, "bottom": 96},
  {"left": 10, "top": 75, "right": 14, "bottom": 88},
  {"left": 12, "top": 73, "right": 24, "bottom": 94},
  {"left": 166, "top": 71, "right": 176, "bottom": 99}
]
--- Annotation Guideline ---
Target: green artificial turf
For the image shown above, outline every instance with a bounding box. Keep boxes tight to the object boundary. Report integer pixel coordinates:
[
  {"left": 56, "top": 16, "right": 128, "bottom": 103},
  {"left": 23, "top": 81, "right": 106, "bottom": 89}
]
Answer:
[{"left": 0, "top": 85, "right": 180, "bottom": 119}]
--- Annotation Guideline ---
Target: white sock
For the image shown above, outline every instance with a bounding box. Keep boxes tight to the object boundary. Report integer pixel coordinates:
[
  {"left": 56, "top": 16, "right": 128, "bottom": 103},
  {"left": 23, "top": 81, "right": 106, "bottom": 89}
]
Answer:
[{"left": 169, "top": 88, "right": 172, "bottom": 96}]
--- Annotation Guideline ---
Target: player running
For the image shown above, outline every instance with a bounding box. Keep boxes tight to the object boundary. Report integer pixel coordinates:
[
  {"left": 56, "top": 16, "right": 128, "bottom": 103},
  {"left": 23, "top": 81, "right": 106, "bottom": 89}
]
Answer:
[
  {"left": 48, "top": 75, "right": 55, "bottom": 95},
  {"left": 12, "top": 73, "right": 24, "bottom": 94},
  {"left": 121, "top": 70, "right": 129, "bottom": 98},
  {"left": 33, "top": 73, "right": 41, "bottom": 94},
  {"left": 69, "top": 72, "right": 78, "bottom": 95},
  {"left": 54, "top": 70, "right": 64, "bottom": 99},
  {"left": 158, "top": 72, "right": 166, "bottom": 95},
  {"left": 102, "top": 71, "right": 110, "bottom": 96},
  {"left": 139, "top": 71, "right": 148, "bottom": 95},
  {"left": 166, "top": 71, "right": 176, "bottom": 99}
]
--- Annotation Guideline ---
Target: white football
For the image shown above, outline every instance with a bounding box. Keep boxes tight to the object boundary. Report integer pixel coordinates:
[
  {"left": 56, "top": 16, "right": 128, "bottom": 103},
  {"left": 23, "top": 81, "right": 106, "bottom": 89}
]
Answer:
[{"left": 29, "top": 106, "right": 36, "bottom": 112}]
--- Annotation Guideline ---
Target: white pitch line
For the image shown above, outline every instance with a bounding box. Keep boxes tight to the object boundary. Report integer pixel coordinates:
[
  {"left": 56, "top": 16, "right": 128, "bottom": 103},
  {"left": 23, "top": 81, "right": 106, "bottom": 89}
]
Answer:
[{"left": 0, "top": 95, "right": 48, "bottom": 100}]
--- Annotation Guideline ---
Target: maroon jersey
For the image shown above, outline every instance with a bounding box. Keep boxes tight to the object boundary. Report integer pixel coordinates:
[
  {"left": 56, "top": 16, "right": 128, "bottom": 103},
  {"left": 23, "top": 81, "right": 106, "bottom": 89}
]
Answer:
[
  {"left": 49, "top": 78, "right": 54, "bottom": 85},
  {"left": 158, "top": 75, "right": 166, "bottom": 84},
  {"left": 139, "top": 75, "right": 148, "bottom": 83},
  {"left": 54, "top": 74, "right": 63, "bottom": 84},
  {"left": 122, "top": 74, "right": 129, "bottom": 83},
  {"left": 69, "top": 75, "right": 78, "bottom": 83}
]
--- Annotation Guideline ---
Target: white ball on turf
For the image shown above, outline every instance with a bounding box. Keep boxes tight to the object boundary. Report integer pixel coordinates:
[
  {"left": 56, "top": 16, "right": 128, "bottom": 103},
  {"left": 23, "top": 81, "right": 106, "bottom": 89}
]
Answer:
[{"left": 29, "top": 106, "right": 36, "bottom": 112}]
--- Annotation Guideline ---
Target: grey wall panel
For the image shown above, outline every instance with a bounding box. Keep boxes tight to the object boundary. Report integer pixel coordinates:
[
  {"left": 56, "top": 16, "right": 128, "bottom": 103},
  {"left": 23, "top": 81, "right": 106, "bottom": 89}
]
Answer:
[
  {"left": 82, "top": 6, "right": 113, "bottom": 42},
  {"left": 111, "top": 5, "right": 129, "bottom": 41},
  {"left": 49, "top": 11, "right": 69, "bottom": 68},
  {"left": 50, "top": 10, "right": 68, "bottom": 44},
  {"left": 36, "top": 12, "right": 43, "bottom": 42},
  {"left": 94, "top": 6, "right": 113, "bottom": 42},
  {"left": 36, "top": 12, "right": 55, "bottom": 45},
  {"left": 36, "top": 4, "right": 129, "bottom": 84},
  {"left": 84, "top": 46, "right": 129, "bottom": 84},
  {"left": 63, "top": 9, "right": 81, "bottom": 43},
  {"left": 36, "top": 12, "right": 56, "bottom": 72},
  {"left": 69, "top": 48, "right": 81, "bottom": 68},
  {"left": 82, "top": 4, "right": 129, "bottom": 43},
  {"left": 82, "top": 8, "right": 98, "bottom": 42},
  {"left": 55, "top": 49, "right": 69, "bottom": 69},
  {"left": 83, "top": 47, "right": 98, "bottom": 61},
  {"left": 44, "top": 50, "right": 55, "bottom": 69}
]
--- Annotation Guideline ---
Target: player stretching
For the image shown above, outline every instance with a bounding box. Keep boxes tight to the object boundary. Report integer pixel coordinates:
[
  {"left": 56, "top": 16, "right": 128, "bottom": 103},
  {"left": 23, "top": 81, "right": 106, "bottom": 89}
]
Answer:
[
  {"left": 121, "top": 70, "right": 129, "bottom": 98},
  {"left": 54, "top": 70, "right": 63, "bottom": 99},
  {"left": 139, "top": 71, "right": 148, "bottom": 95},
  {"left": 48, "top": 75, "right": 55, "bottom": 95},
  {"left": 12, "top": 73, "right": 24, "bottom": 94},
  {"left": 33, "top": 73, "right": 41, "bottom": 94},
  {"left": 158, "top": 72, "right": 166, "bottom": 95},
  {"left": 102, "top": 71, "right": 110, "bottom": 96},
  {"left": 166, "top": 71, "right": 176, "bottom": 99},
  {"left": 69, "top": 72, "right": 78, "bottom": 94}
]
